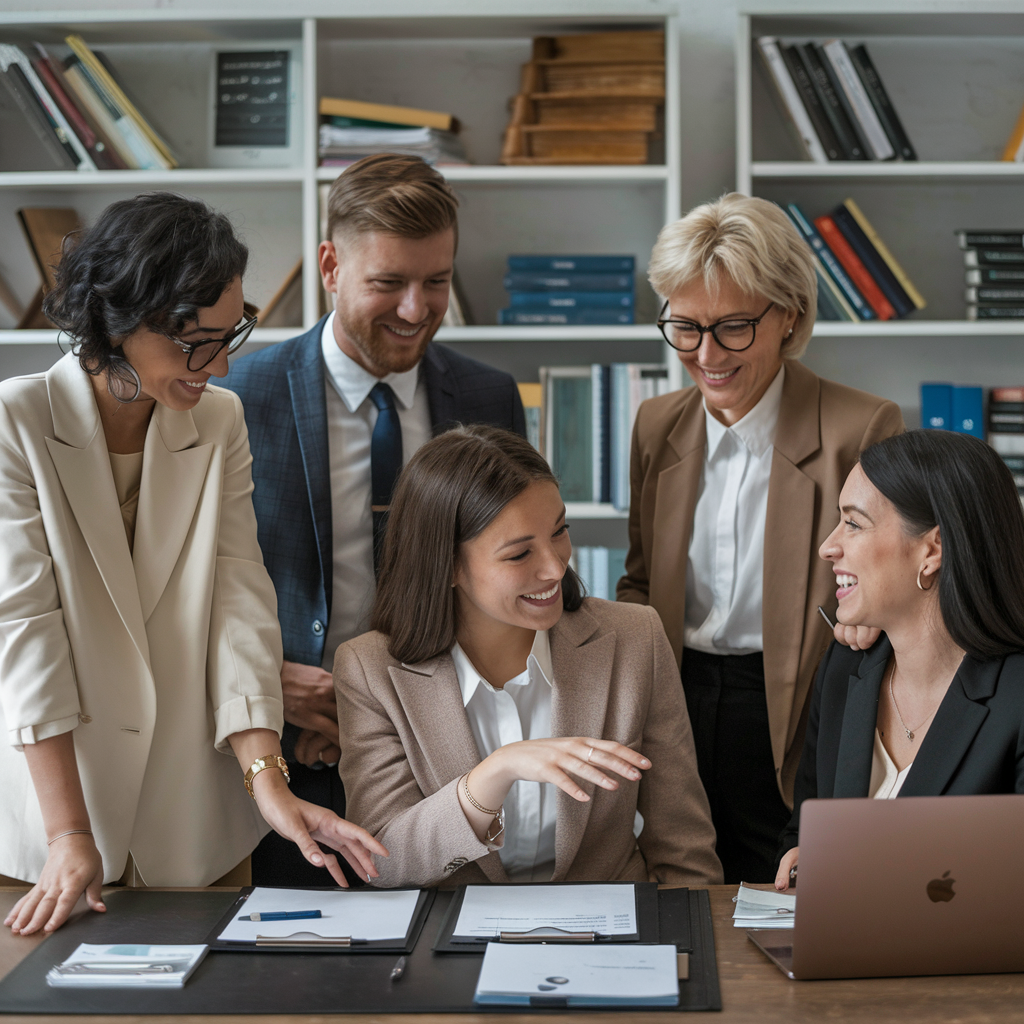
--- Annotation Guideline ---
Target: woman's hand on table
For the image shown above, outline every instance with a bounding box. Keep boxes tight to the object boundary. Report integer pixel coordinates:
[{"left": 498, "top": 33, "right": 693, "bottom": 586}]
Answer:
[
  {"left": 4, "top": 832, "right": 104, "bottom": 936},
  {"left": 775, "top": 847, "right": 799, "bottom": 891},
  {"left": 251, "top": 769, "right": 388, "bottom": 885}
]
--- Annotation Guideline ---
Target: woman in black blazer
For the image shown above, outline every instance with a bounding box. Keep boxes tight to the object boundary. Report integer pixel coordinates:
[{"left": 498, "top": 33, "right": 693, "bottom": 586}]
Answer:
[{"left": 775, "top": 429, "right": 1024, "bottom": 889}]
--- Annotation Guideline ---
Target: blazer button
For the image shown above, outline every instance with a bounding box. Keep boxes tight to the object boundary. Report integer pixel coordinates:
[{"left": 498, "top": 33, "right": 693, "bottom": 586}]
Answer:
[
  {"left": 312, "top": 620, "right": 324, "bottom": 636},
  {"left": 79, "top": 714, "right": 92, "bottom": 724}
]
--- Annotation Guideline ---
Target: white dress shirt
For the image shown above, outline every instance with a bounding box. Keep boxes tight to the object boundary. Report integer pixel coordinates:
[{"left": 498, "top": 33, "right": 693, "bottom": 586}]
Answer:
[
  {"left": 683, "top": 365, "right": 785, "bottom": 655},
  {"left": 869, "top": 730, "right": 912, "bottom": 799},
  {"left": 452, "top": 631, "right": 558, "bottom": 883},
  {"left": 320, "top": 312, "right": 432, "bottom": 669}
]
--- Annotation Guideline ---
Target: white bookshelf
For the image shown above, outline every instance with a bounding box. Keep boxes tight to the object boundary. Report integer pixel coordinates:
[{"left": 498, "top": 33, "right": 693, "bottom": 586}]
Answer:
[{"left": 738, "top": 2, "right": 1024, "bottom": 422}]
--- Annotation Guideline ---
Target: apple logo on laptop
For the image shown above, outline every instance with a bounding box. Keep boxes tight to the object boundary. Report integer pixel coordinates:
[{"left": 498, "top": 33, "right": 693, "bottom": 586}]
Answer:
[{"left": 927, "top": 870, "right": 956, "bottom": 903}]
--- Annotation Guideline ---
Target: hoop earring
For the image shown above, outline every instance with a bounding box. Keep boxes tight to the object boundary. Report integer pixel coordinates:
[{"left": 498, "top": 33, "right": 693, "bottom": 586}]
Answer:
[
  {"left": 917, "top": 567, "right": 935, "bottom": 592},
  {"left": 106, "top": 355, "right": 142, "bottom": 404}
]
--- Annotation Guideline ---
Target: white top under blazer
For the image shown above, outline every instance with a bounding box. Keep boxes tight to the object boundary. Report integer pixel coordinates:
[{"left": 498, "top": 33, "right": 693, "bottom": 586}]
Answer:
[{"left": 0, "top": 354, "right": 284, "bottom": 885}]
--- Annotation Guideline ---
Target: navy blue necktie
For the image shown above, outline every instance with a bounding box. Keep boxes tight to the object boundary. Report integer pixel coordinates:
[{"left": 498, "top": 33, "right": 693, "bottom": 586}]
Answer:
[{"left": 369, "top": 382, "right": 402, "bottom": 574}]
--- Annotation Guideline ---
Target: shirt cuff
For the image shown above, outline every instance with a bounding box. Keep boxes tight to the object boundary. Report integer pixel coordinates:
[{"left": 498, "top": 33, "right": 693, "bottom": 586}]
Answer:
[
  {"left": 8, "top": 712, "right": 80, "bottom": 750},
  {"left": 213, "top": 695, "right": 284, "bottom": 753}
]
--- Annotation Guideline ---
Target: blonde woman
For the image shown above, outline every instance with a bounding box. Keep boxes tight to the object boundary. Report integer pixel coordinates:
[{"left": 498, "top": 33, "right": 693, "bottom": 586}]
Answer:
[{"left": 617, "top": 193, "right": 904, "bottom": 883}]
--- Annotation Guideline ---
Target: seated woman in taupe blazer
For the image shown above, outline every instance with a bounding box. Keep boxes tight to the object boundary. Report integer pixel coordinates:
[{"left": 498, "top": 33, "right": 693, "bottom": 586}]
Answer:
[
  {"left": 334, "top": 424, "right": 723, "bottom": 888},
  {"left": 617, "top": 193, "right": 904, "bottom": 883},
  {"left": 1, "top": 193, "right": 384, "bottom": 937}
]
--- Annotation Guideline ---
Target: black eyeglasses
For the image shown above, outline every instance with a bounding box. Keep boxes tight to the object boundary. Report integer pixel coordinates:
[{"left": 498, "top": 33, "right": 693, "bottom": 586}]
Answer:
[
  {"left": 657, "top": 301, "right": 774, "bottom": 353},
  {"left": 171, "top": 309, "right": 258, "bottom": 371}
]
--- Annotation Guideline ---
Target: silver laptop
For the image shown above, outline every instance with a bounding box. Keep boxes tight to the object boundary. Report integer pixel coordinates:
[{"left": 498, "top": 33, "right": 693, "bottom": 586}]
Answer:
[{"left": 748, "top": 794, "right": 1024, "bottom": 979}]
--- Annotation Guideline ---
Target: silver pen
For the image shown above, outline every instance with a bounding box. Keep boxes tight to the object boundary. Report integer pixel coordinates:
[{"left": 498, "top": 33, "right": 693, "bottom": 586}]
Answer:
[
  {"left": 390, "top": 955, "right": 407, "bottom": 981},
  {"left": 817, "top": 605, "right": 835, "bottom": 630}
]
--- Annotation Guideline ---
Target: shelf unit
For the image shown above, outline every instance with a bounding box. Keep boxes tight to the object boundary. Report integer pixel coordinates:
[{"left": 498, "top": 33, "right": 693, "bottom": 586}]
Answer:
[
  {"left": 0, "top": 5, "right": 683, "bottom": 534},
  {"left": 738, "top": 2, "right": 1024, "bottom": 424}
]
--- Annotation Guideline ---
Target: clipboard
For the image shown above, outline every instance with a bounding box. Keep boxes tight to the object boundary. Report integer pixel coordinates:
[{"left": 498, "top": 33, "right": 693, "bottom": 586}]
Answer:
[
  {"left": 432, "top": 881, "right": 664, "bottom": 953},
  {"left": 206, "top": 886, "right": 434, "bottom": 954}
]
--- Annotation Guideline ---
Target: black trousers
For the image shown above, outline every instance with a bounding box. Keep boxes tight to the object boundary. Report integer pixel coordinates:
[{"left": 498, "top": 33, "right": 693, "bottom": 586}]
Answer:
[
  {"left": 681, "top": 648, "right": 790, "bottom": 885},
  {"left": 250, "top": 724, "right": 361, "bottom": 888}
]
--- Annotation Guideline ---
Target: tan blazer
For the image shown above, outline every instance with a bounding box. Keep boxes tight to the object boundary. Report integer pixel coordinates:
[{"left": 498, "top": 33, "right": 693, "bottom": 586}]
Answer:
[
  {"left": 0, "top": 354, "right": 284, "bottom": 885},
  {"left": 334, "top": 599, "right": 723, "bottom": 888},
  {"left": 617, "top": 359, "right": 904, "bottom": 806}
]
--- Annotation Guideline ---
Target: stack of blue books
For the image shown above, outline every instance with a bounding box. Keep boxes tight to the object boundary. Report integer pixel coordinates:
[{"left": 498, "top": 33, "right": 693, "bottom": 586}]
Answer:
[{"left": 499, "top": 255, "right": 636, "bottom": 325}]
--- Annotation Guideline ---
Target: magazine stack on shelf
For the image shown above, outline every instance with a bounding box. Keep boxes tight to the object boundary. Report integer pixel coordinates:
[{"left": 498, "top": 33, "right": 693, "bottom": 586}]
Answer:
[
  {"left": 984, "top": 386, "right": 1024, "bottom": 496},
  {"left": 784, "top": 200, "right": 925, "bottom": 321},
  {"left": 500, "top": 255, "right": 636, "bottom": 326},
  {"left": 958, "top": 230, "right": 1024, "bottom": 320},
  {"left": 756, "top": 36, "right": 915, "bottom": 163}
]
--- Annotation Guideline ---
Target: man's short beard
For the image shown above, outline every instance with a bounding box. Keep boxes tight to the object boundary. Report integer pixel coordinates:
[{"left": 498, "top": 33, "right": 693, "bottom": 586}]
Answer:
[{"left": 335, "top": 308, "right": 435, "bottom": 375}]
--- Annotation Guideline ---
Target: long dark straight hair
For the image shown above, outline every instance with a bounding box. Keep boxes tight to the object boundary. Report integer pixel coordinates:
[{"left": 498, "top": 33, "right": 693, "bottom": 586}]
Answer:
[
  {"left": 371, "top": 424, "right": 584, "bottom": 665},
  {"left": 859, "top": 429, "right": 1024, "bottom": 660}
]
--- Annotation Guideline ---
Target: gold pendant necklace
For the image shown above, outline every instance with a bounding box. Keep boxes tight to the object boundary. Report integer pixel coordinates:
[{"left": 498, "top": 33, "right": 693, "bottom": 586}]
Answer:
[{"left": 888, "top": 660, "right": 939, "bottom": 742}]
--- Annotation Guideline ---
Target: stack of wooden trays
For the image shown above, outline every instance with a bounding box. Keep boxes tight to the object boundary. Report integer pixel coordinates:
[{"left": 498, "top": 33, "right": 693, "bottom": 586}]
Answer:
[{"left": 501, "top": 30, "right": 665, "bottom": 165}]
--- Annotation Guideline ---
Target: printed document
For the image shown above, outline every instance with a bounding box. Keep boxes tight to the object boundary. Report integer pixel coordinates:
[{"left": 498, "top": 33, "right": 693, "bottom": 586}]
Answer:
[
  {"left": 732, "top": 883, "right": 796, "bottom": 929},
  {"left": 217, "top": 887, "right": 420, "bottom": 943},
  {"left": 454, "top": 883, "right": 637, "bottom": 939}
]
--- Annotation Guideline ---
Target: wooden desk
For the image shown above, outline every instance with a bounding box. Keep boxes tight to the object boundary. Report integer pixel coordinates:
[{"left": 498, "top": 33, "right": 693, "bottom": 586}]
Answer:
[{"left": 2, "top": 885, "right": 1023, "bottom": 1023}]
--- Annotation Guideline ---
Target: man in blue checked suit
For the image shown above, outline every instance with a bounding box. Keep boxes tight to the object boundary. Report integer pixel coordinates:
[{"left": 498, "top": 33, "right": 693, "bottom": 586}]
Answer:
[{"left": 223, "top": 155, "right": 525, "bottom": 885}]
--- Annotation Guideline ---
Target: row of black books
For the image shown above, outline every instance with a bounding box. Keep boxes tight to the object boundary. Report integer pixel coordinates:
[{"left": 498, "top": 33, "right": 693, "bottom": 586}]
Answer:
[
  {"left": 757, "top": 37, "right": 916, "bottom": 163},
  {"left": 987, "top": 387, "right": 1024, "bottom": 496},
  {"left": 959, "top": 231, "right": 1024, "bottom": 320},
  {"left": 500, "top": 255, "right": 636, "bottom": 326},
  {"left": 784, "top": 199, "right": 926, "bottom": 321},
  {"left": 0, "top": 37, "right": 176, "bottom": 171}
]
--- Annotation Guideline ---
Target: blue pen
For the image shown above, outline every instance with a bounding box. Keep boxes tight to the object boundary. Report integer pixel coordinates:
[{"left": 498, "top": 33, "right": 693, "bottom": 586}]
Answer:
[{"left": 240, "top": 909, "right": 323, "bottom": 922}]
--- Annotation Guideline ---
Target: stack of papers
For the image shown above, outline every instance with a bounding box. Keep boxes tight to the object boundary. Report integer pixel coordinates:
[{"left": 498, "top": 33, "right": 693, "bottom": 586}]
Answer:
[
  {"left": 732, "top": 883, "right": 796, "bottom": 929},
  {"left": 318, "top": 124, "right": 469, "bottom": 166},
  {"left": 474, "top": 942, "right": 679, "bottom": 1007},
  {"left": 46, "top": 944, "right": 207, "bottom": 988}
]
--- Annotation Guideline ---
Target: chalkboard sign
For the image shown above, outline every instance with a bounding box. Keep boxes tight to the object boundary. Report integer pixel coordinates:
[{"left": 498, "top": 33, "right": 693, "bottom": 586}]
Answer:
[{"left": 215, "top": 50, "right": 289, "bottom": 147}]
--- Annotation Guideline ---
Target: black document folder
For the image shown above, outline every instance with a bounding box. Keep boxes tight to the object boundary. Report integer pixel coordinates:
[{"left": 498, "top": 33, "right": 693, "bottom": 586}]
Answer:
[
  {"left": 0, "top": 887, "right": 721, "bottom": 1013},
  {"left": 205, "top": 886, "right": 434, "bottom": 953}
]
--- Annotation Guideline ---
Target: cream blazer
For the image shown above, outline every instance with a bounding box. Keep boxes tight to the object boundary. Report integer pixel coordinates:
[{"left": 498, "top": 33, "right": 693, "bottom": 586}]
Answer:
[
  {"left": 334, "top": 599, "right": 723, "bottom": 889},
  {"left": 0, "top": 354, "right": 284, "bottom": 885}
]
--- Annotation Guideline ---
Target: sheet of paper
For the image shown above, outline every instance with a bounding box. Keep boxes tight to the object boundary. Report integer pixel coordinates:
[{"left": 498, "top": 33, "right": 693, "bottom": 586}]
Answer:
[
  {"left": 217, "top": 887, "right": 420, "bottom": 943},
  {"left": 46, "top": 944, "right": 207, "bottom": 988},
  {"left": 454, "top": 883, "right": 637, "bottom": 939},
  {"left": 732, "top": 883, "right": 796, "bottom": 929},
  {"left": 474, "top": 942, "right": 678, "bottom": 1005}
]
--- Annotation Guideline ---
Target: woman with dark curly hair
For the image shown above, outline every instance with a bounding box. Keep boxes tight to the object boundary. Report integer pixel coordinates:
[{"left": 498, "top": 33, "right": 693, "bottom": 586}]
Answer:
[{"left": 0, "top": 192, "right": 385, "bottom": 936}]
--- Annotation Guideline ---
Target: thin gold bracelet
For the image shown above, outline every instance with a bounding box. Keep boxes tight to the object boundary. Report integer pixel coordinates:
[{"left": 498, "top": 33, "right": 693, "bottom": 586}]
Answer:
[
  {"left": 47, "top": 829, "right": 93, "bottom": 846},
  {"left": 462, "top": 773, "right": 501, "bottom": 817}
]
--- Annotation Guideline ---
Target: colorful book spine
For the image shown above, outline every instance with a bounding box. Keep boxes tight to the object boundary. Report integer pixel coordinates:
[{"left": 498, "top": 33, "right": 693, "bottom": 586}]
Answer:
[
  {"left": 951, "top": 385, "right": 984, "bottom": 439},
  {"left": 843, "top": 198, "right": 926, "bottom": 309},
  {"left": 507, "top": 256, "right": 635, "bottom": 273},
  {"left": 508, "top": 291, "right": 634, "bottom": 309},
  {"left": 920, "top": 383, "right": 952, "bottom": 430},
  {"left": 814, "top": 214, "right": 897, "bottom": 319}
]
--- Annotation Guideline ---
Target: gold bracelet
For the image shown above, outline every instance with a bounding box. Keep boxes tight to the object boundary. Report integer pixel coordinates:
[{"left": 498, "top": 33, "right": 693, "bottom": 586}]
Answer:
[
  {"left": 462, "top": 772, "right": 501, "bottom": 817},
  {"left": 47, "top": 829, "right": 93, "bottom": 846},
  {"left": 244, "top": 754, "right": 290, "bottom": 800}
]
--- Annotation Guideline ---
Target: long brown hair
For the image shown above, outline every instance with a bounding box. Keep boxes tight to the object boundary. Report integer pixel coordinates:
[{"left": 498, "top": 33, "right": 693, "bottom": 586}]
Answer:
[{"left": 371, "top": 424, "right": 584, "bottom": 664}]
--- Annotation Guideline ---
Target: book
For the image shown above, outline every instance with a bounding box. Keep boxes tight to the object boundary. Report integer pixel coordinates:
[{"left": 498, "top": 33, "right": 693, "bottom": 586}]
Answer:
[
  {"left": 821, "top": 40, "right": 895, "bottom": 161},
  {"left": 786, "top": 203, "right": 875, "bottom": 320},
  {"left": 830, "top": 201, "right": 917, "bottom": 316},
  {"left": 508, "top": 291, "right": 633, "bottom": 309},
  {"left": 990, "top": 433, "right": 1024, "bottom": 456},
  {"left": 541, "top": 366, "right": 592, "bottom": 502},
  {"left": 573, "top": 546, "right": 628, "bottom": 600},
  {"left": 814, "top": 213, "right": 897, "bottom": 319},
  {"left": 1003, "top": 102, "right": 1024, "bottom": 162},
  {"left": 499, "top": 309, "right": 634, "bottom": 325},
  {"left": 967, "top": 305, "right": 1024, "bottom": 319},
  {"left": 812, "top": 260, "right": 857, "bottom": 321},
  {"left": 18, "top": 207, "right": 81, "bottom": 291},
  {"left": 518, "top": 382, "right": 542, "bottom": 451},
  {"left": 0, "top": 58, "right": 77, "bottom": 170},
  {"left": 318, "top": 123, "right": 468, "bottom": 166},
  {"left": 592, "top": 365, "right": 611, "bottom": 503},
  {"left": 966, "top": 286, "right": 1024, "bottom": 303},
  {"left": 503, "top": 272, "right": 633, "bottom": 291},
  {"left": 755, "top": 37, "right": 828, "bottom": 163},
  {"left": 848, "top": 44, "right": 916, "bottom": 161},
  {"left": 842, "top": 197, "right": 926, "bottom": 309},
  {"left": 955, "top": 231, "right": 1024, "bottom": 249},
  {"left": 920, "top": 383, "right": 952, "bottom": 430},
  {"left": 964, "top": 248, "right": 1024, "bottom": 267},
  {"left": 319, "top": 96, "right": 455, "bottom": 132},
  {"left": 61, "top": 56, "right": 140, "bottom": 169},
  {"left": 780, "top": 44, "right": 842, "bottom": 160},
  {"left": 951, "top": 385, "right": 984, "bottom": 438},
  {"left": 965, "top": 267, "right": 1024, "bottom": 284},
  {"left": 610, "top": 362, "right": 673, "bottom": 509},
  {"left": 797, "top": 43, "right": 867, "bottom": 161},
  {"left": 508, "top": 255, "right": 635, "bottom": 273},
  {"left": 808, "top": 43, "right": 870, "bottom": 160},
  {"left": 47, "top": 944, "right": 208, "bottom": 988},
  {"left": 0, "top": 45, "right": 94, "bottom": 169}
]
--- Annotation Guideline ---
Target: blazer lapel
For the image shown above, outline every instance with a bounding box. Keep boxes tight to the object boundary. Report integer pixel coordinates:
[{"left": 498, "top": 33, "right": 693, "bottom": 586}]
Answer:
[
  {"left": 287, "top": 330, "right": 333, "bottom": 609},
  {"left": 421, "top": 344, "right": 458, "bottom": 433},
  {"left": 132, "top": 404, "right": 212, "bottom": 622},
  {"left": 43, "top": 356, "right": 149, "bottom": 663},
  {"left": 549, "top": 607, "right": 615, "bottom": 878},
  {"left": 649, "top": 393, "right": 705, "bottom": 665},
  {"left": 388, "top": 654, "right": 507, "bottom": 882},
  {"left": 832, "top": 638, "right": 891, "bottom": 798},
  {"left": 762, "top": 362, "right": 821, "bottom": 771},
  {"left": 899, "top": 656, "right": 997, "bottom": 797}
]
